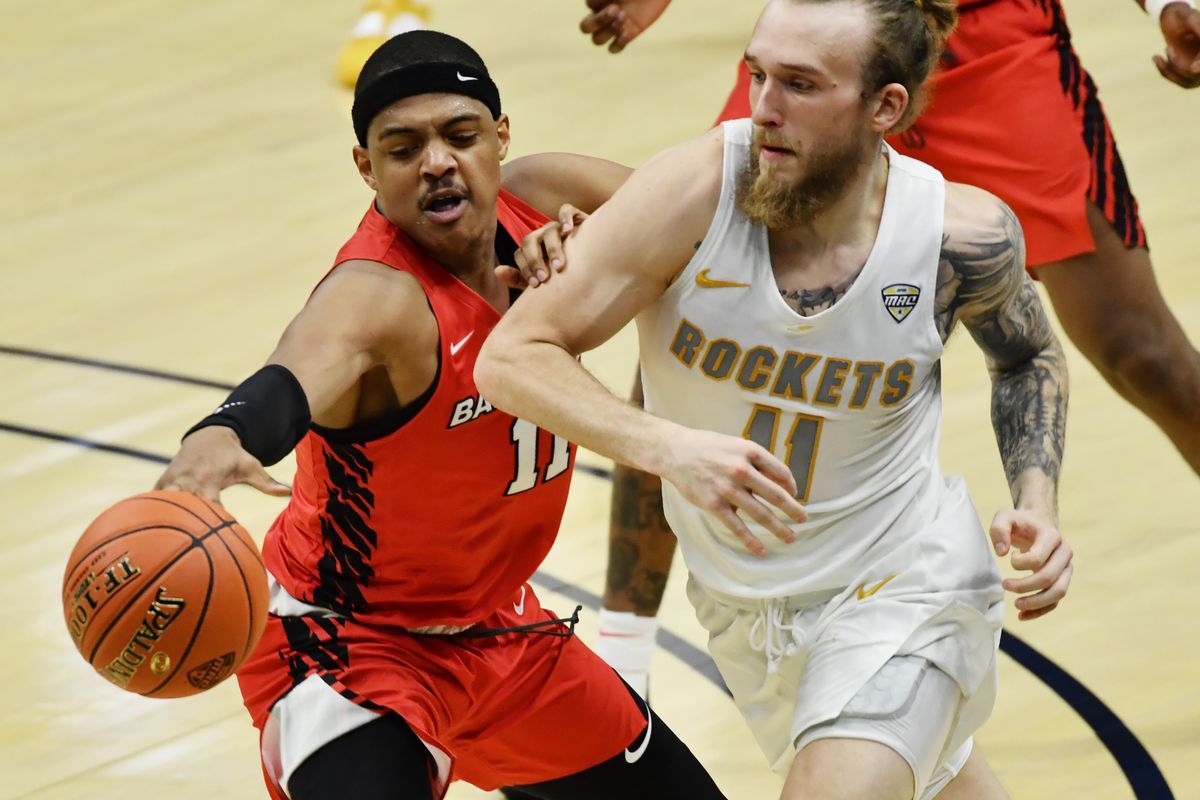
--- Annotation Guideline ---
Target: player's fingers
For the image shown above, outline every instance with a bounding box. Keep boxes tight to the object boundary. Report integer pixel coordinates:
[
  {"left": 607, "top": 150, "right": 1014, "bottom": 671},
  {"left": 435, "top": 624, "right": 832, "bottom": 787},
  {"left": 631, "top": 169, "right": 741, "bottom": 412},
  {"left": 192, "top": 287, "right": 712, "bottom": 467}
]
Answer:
[
  {"left": 739, "top": 462, "right": 806, "bottom": 525},
  {"left": 494, "top": 265, "right": 528, "bottom": 290},
  {"left": 610, "top": 21, "right": 641, "bottom": 53},
  {"left": 156, "top": 471, "right": 220, "bottom": 502},
  {"left": 243, "top": 466, "right": 292, "bottom": 498},
  {"left": 173, "top": 477, "right": 220, "bottom": 503},
  {"left": 540, "top": 226, "right": 565, "bottom": 275},
  {"left": 513, "top": 246, "right": 530, "bottom": 278},
  {"left": 1010, "top": 524, "right": 1061, "bottom": 572},
  {"left": 559, "top": 203, "right": 586, "bottom": 236},
  {"left": 1015, "top": 562, "right": 1073, "bottom": 614},
  {"left": 711, "top": 504, "right": 767, "bottom": 558},
  {"left": 570, "top": 209, "right": 589, "bottom": 233},
  {"left": 745, "top": 445, "right": 798, "bottom": 496},
  {"left": 1017, "top": 603, "right": 1057, "bottom": 622},
  {"left": 741, "top": 471, "right": 807, "bottom": 527},
  {"left": 521, "top": 230, "right": 553, "bottom": 285},
  {"left": 730, "top": 489, "right": 796, "bottom": 545},
  {"left": 1003, "top": 539, "right": 1071, "bottom": 594},
  {"left": 591, "top": 25, "right": 618, "bottom": 46},
  {"left": 591, "top": 9, "right": 623, "bottom": 46},
  {"left": 579, "top": 6, "right": 618, "bottom": 34},
  {"left": 987, "top": 511, "right": 1014, "bottom": 556},
  {"left": 1167, "top": 45, "right": 1200, "bottom": 82},
  {"left": 1156, "top": 51, "right": 1195, "bottom": 87},
  {"left": 514, "top": 240, "right": 544, "bottom": 287},
  {"left": 196, "top": 485, "right": 223, "bottom": 502},
  {"left": 744, "top": 454, "right": 806, "bottom": 524}
]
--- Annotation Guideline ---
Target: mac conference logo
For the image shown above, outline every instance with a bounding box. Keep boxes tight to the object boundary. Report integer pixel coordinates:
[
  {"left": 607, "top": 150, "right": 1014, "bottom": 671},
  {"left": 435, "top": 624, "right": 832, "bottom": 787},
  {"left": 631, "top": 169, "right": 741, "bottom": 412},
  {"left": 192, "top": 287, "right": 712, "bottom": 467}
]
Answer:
[{"left": 881, "top": 284, "right": 920, "bottom": 323}]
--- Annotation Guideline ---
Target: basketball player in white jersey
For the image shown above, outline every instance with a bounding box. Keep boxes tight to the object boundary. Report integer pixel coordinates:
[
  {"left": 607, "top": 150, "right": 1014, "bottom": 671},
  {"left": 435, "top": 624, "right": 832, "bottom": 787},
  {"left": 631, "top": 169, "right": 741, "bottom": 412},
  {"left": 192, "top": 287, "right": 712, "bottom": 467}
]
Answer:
[{"left": 477, "top": 0, "right": 1074, "bottom": 797}]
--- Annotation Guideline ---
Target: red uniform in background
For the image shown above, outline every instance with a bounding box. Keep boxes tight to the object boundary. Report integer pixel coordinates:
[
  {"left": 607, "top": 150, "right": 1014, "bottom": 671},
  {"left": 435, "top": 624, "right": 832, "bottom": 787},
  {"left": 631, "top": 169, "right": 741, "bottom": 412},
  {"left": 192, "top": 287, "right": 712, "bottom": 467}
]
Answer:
[
  {"left": 238, "top": 190, "right": 644, "bottom": 798},
  {"left": 717, "top": 0, "right": 1145, "bottom": 270}
]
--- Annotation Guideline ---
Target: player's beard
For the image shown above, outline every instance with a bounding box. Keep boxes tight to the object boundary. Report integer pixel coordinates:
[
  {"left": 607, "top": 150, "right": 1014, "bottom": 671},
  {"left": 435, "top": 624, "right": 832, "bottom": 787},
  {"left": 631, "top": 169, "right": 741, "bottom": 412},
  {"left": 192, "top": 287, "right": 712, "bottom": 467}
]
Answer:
[{"left": 737, "top": 127, "right": 874, "bottom": 230}]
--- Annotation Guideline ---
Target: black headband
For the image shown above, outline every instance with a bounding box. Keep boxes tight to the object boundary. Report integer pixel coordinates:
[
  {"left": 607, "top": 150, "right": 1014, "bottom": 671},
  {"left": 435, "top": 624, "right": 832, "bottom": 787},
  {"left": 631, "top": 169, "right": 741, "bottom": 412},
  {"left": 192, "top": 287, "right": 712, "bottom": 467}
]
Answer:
[{"left": 352, "top": 62, "right": 502, "bottom": 146}]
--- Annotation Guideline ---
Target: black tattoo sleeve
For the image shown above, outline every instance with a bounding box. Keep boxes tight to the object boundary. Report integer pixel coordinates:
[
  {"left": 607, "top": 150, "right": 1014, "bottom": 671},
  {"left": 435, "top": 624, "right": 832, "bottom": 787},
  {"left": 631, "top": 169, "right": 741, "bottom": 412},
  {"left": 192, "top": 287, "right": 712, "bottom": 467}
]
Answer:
[
  {"left": 935, "top": 201, "right": 1069, "bottom": 507},
  {"left": 605, "top": 464, "right": 676, "bottom": 615}
]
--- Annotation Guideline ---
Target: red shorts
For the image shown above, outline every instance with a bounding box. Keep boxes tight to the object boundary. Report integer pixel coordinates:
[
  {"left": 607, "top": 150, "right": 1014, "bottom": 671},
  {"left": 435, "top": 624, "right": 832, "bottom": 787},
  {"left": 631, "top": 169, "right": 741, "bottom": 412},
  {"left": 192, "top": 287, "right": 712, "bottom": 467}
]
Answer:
[
  {"left": 237, "top": 582, "right": 645, "bottom": 797},
  {"left": 716, "top": 0, "right": 1146, "bottom": 269}
]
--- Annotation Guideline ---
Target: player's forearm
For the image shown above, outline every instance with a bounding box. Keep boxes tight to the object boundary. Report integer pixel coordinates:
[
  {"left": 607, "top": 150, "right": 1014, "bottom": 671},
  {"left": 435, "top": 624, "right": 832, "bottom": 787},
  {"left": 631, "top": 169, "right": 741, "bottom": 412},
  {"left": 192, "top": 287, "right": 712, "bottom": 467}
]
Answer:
[
  {"left": 988, "top": 337, "right": 1069, "bottom": 518},
  {"left": 475, "top": 339, "right": 680, "bottom": 476}
]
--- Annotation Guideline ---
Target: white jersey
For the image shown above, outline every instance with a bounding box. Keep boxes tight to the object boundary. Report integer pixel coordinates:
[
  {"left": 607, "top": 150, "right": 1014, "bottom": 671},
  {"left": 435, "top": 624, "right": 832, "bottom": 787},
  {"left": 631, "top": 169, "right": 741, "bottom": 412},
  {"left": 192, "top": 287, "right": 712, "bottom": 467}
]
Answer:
[{"left": 638, "top": 118, "right": 967, "bottom": 598}]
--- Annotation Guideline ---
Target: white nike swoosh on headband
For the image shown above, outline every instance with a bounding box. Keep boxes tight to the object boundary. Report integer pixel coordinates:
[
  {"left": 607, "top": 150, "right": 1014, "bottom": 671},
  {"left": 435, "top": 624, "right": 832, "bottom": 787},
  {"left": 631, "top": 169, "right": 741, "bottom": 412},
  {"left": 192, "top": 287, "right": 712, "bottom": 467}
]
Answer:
[{"left": 456, "top": 71, "right": 478, "bottom": 82}]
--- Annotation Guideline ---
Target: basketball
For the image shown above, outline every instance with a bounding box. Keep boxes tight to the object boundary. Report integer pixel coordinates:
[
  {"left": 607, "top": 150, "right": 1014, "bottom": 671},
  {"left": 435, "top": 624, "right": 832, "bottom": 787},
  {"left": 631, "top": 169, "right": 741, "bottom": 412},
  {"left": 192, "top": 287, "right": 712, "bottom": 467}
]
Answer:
[{"left": 61, "top": 490, "right": 269, "bottom": 698}]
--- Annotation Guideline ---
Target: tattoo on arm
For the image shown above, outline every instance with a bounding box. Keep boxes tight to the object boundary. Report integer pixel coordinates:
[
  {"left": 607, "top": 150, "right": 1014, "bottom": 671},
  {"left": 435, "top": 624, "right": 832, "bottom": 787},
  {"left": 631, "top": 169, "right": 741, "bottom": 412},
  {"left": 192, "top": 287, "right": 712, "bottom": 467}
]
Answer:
[
  {"left": 605, "top": 465, "right": 676, "bottom": 615},
  {"left": 935, "top": 200, "right": 1068, "bottom": 505}
]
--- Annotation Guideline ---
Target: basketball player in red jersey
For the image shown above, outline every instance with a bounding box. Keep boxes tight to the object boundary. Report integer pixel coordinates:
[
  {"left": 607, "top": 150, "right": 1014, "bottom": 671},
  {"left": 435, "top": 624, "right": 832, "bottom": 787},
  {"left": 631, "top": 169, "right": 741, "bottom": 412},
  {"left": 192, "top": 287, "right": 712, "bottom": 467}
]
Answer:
[
  {"left": 571, "top": 0, "right": 1200, "bottom": 699},
  {"left": 154, "top": 31, "right": 725, "bottom": 800}
]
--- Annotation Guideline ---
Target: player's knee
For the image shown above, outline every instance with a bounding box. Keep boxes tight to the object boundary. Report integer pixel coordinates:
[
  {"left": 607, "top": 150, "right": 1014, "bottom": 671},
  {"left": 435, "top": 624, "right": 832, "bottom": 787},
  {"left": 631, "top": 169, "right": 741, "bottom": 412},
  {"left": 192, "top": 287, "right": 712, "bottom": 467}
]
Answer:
[
  {"left": 1099, "top": 329, "right": 1199, "bottom": 417},
  {"left": 785, "top": 739, "right": 914, "bottom": 800}
]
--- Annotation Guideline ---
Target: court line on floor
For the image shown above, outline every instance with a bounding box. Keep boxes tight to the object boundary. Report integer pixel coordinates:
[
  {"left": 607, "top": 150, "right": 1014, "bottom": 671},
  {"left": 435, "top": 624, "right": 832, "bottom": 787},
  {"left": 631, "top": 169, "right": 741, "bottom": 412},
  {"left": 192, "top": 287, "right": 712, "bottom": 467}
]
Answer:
[
  {"left": 1, "top": 344, "right": 1174, "bottom": 798},
  {"left": 0, "top": 421, "right": 172, "bottom": 464},
  {"left": 0, "top": 344, "right": 234, "bottom": 391}
]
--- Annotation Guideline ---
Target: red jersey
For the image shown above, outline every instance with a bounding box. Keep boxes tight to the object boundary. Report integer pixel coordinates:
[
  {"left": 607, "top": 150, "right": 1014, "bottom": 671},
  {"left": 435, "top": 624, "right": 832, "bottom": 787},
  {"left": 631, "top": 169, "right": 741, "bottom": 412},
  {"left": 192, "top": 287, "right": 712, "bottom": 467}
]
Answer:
[
  {"left": 262, "top": 190, "right": 576, "bottom": 628},
  {"left": 715, "top": 0, "right": 1143, "bottom": 266}
]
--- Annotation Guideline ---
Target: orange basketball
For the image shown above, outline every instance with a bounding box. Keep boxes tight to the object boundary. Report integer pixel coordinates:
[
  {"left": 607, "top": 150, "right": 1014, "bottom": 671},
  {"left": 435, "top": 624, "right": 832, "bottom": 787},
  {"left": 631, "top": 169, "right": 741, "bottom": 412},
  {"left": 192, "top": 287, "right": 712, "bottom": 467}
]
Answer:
[{"left": 62, "top": 490, "right": 269, "bottom": 698}]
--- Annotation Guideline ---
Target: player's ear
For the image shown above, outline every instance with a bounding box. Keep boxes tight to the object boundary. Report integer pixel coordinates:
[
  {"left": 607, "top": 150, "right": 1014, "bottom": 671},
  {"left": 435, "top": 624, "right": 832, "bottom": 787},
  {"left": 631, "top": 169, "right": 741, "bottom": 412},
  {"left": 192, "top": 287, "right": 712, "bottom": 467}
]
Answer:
[
  {"left": 495, "top": 114, "right": 511, "bottom": 161},
  {"left": 870, "top": 83, "right": 908, "bottom": 134},
  {"left": 353, "top": 145, "right": 379, "bottom": 191}
]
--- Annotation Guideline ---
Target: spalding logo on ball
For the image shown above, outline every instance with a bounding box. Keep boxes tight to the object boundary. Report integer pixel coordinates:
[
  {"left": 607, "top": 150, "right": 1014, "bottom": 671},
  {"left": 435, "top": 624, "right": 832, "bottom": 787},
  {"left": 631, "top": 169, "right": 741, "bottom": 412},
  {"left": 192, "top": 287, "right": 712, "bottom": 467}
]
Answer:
[{"left": 62, "top": 490, "right": 269, "bottom": 698}]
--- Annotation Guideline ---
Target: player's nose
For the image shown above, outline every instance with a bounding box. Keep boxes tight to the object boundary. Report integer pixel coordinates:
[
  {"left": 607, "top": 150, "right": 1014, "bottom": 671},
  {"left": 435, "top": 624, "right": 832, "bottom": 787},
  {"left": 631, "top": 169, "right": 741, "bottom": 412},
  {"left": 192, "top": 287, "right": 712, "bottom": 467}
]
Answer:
[
  {"left": 749, "top": 79, "right": 784, "bottom": 128},
  {"left": 420, "top": 143, "right": 458, "bottom": 180}
]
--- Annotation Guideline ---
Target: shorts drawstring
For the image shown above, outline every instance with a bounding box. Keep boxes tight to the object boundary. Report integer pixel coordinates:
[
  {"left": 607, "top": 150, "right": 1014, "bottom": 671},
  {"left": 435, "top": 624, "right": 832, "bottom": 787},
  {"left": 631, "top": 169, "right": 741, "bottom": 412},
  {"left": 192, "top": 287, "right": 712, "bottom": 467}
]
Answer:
[{"left": 747, "top": 598, "right": 808, "bottom": 674}]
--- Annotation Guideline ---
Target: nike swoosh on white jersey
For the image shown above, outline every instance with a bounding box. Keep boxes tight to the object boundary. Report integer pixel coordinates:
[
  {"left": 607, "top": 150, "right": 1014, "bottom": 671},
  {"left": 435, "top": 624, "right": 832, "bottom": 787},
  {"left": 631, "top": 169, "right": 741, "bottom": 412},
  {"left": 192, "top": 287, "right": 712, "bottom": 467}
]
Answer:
[
  {"left": 624, "top": 702, "right": 652, "bottom": 764},
  {"left": 456, "top": 71, "right": 478, "bottom": 82},
  {"left": 450, "top": 331, "right": 474, "bottom": 355},
  {"left": 513, "top": 585, "right": 526, "bottom": 616}
]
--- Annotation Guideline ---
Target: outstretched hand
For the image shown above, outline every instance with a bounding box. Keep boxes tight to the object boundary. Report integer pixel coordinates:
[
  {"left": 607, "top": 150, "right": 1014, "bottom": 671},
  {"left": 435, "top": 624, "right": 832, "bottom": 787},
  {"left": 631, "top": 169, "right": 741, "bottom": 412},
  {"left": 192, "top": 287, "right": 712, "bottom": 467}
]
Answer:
[
  {"left": 579, "top": 0, "right": 672, "bottom": 53},
  {"left": 1156, "top": 3, "right": 1200, "bottom": 88},
  {"left": 989, "top": 509, "right": 1074, "bottom": 621}
]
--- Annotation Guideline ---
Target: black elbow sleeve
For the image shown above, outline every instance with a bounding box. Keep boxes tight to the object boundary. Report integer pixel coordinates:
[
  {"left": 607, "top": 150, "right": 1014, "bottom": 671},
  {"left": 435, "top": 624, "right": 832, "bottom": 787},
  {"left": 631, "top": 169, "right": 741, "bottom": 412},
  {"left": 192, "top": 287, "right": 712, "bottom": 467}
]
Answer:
[{"left": 183, "top": 364, "right": 312, "bottom": 466}]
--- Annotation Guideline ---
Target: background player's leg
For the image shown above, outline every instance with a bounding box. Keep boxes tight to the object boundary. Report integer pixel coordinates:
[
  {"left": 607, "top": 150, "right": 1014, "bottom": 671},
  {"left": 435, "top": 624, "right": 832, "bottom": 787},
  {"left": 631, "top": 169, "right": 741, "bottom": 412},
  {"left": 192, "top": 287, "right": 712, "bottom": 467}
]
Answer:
[
  {"left": 288, "top": 713, "right": 435, "bottom": 800},
  {"left": 1037, "top": 201, "right": 1200, "bottom": 473},
  {"left": 598, "top": 371, "right": 678, "bottom": 697},
  {"left": 508, "top": 705, "right": 726, "bottom": 800},
  {"left": 935, "top": 747, "right": 1010, "bottom": 800}
]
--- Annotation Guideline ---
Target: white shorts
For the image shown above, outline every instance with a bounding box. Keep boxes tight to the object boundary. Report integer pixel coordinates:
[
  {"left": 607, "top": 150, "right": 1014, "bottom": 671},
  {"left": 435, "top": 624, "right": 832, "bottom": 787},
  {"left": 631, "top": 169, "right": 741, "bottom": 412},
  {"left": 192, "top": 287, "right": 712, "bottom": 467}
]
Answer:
[
  {"left": 687, "top": 573, "right": 1002, "bottom": 798},
  {"left": 796, "top": 656, "right": 973, "bottom": 799}
]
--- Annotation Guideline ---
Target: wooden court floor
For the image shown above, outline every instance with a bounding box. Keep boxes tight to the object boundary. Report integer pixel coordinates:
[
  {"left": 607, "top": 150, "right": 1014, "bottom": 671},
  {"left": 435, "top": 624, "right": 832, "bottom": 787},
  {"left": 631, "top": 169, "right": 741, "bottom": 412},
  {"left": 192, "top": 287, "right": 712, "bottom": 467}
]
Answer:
[{"left": 1, "top": 1, "right": 1196, "bottom": 798}]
